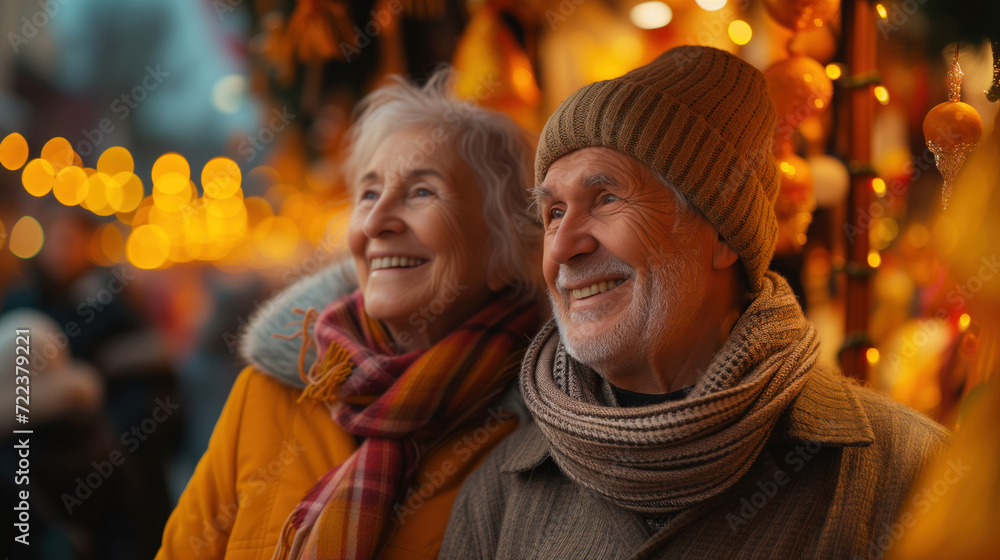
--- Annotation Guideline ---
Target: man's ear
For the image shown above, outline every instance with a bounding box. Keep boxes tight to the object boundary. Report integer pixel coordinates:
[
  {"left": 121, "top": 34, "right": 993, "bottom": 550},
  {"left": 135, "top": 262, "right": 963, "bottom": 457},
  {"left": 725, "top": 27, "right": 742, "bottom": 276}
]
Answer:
[{"left": 711, "top": 232, "right": 740, "bottom": 271}]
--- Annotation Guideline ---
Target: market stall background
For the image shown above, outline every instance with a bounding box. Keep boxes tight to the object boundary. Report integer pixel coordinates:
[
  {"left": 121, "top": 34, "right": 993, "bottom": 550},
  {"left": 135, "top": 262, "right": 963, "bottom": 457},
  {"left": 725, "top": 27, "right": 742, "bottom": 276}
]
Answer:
[{"left": 1, "top": 0, "right": 998, "bottom": 558}]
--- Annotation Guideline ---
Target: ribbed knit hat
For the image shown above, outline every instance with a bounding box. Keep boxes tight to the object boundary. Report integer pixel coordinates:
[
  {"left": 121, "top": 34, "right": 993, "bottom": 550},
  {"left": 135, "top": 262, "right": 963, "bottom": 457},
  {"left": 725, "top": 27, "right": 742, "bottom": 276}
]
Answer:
[{"left": 536, "top": 45, "right": 779, "bottom": 292}]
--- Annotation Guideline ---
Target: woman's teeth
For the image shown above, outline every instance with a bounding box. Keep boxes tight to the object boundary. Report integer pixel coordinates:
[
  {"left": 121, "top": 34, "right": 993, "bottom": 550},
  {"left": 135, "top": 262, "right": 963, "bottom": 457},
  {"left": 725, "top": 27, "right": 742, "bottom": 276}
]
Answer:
[
  {"left": 572, "top": 279, "right": 625, "bottom": 300},
  {"left": 370, "top": 256, "right": 426, "bottom": 270}
]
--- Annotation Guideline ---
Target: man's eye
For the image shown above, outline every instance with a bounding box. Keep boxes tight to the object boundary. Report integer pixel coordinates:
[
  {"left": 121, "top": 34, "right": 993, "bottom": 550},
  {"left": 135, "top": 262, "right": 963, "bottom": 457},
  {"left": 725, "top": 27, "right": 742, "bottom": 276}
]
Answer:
[
  {"left": 360, "top": 190, "right": 378, "bottom": 201},
  {"left": 549, "top": 208, "right": 565, "bottom": 220},
  {"left": 602, "top": 194, "right": 620, "bottom": 204},
  {"left": 414, "top": 188, "right": 432, "bottom": 197}
]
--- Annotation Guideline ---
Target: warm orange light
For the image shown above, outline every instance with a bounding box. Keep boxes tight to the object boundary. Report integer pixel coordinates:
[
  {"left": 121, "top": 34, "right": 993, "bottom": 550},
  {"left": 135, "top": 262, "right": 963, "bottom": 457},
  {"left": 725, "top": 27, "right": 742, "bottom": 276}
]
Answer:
[
  {"left": 53, "top": 166, "right": 89, "bottom": 206},
  {"left": 99, "top": 223, "right": 125, "bottom": 263},
  {"left": 106, "top": 172, "right": 144, "bottom": 213},
  {"left": 97, "top": 146, "right": 135, "bottom": 175},
  {"left": 9, "top": 216, "right": 44, "bottom": 259},
  {"left": 202, "top": 157, "right": 242, "bottom": 199},
  {"left": 0, "top": 132, "right": 29, "bottom": 170},
  {"left": 871, "top": 177, "right": 887, "bottom": 195},
  {"left": 41, "top": 137, "right": 77, "bottom": 171},
  {"left": 875, "top": 3, "right": 888, "bottom": 19},
  {"left": 83, "top": 173, "right": 116, "bottom": 216},
  {"left": 728, "top": 20, "right": 752, "bottom": 46},
  {"left": 873, "top": 86, "right": 890, "bottom": 105},
  {"left": 958, "top": 313, "right": 971, "bottom": 331},
  {"left": 254, "top": 216, "right": 300, "bottom": 260},
  {"left": 127, "top": 224, "right": 171, "bottom": 269},
  {"left": 825, "top": 64, "right": 843, "bottom": 81},
  {"left": 866, "top": 347, "right": 880, "bottom": 365},
  {"left": 21, "top": 158, "right": 56, "bottom": 197},
  {"left": 867, "top": 250, "right": 881, "bottom": 268},
  {"left": 152, "top": 153, "right": 190, "bottom": 183}
]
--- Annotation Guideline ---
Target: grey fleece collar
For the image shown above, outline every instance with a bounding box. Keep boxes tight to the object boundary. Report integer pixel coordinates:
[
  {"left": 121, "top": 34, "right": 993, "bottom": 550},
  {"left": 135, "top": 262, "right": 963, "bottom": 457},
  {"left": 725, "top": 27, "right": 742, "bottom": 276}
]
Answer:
[{"left": 238, "top": 259, "right": 358, "bottom": 388}]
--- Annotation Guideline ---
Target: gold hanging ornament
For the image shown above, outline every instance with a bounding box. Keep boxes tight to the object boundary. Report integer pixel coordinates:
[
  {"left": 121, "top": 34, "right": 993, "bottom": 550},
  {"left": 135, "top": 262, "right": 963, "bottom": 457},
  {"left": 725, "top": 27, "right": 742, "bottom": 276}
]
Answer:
[{"left": 922, "top": 46, "right": 983, "bottom": 209}]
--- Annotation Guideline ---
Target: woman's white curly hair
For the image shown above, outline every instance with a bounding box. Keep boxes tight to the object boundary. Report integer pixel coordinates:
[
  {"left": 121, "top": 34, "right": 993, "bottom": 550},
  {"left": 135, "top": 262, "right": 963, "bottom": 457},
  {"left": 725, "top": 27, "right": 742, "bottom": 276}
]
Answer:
[{"left": 341, "top": 67, "right": 544, "bottom": 305}]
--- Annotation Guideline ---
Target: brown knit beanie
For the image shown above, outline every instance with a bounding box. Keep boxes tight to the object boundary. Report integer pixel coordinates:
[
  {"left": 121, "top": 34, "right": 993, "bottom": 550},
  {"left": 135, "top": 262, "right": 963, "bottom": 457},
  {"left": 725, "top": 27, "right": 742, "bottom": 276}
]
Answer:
[{"left": 536, "top": 45, "right": 779, "bottom": 292}]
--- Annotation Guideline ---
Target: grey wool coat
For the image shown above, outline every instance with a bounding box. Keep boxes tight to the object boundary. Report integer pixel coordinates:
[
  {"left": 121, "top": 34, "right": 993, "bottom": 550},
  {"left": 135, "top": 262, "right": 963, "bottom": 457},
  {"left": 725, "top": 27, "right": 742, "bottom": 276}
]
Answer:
[{"left": 439, "top": 366, "right": 951, "bottom": 560}]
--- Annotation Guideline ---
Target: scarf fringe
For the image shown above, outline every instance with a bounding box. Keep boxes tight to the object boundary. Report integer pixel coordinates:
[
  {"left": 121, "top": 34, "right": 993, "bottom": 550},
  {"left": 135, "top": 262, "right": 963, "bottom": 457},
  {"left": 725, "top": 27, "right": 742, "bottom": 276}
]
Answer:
[
  {"left": 272, "top": 307, "right": 355, "bottom": 404},
  {"left": 299, "top": 342, "right": 354, "bottom": 403}
]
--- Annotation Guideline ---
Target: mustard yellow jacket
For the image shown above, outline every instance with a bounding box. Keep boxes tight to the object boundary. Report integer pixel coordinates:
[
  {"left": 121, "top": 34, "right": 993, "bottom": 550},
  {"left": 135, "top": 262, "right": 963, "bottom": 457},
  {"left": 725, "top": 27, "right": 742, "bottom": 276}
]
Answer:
[{"left": 156, "top": 262, "right": 521, "bottom": 559}]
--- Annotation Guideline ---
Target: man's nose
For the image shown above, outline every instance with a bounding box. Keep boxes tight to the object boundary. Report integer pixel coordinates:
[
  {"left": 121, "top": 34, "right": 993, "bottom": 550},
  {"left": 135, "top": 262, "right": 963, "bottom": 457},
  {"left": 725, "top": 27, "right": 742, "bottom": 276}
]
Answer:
[{"left": 546, "top": 210, "right": 598, "bottom": 265}]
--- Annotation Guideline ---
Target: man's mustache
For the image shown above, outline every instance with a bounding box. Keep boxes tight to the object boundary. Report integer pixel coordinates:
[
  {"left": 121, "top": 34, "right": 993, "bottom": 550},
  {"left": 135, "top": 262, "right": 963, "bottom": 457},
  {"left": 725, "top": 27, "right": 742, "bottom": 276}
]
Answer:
[{"left": 555, "top": 254, "right": 635, "bottom": 292}]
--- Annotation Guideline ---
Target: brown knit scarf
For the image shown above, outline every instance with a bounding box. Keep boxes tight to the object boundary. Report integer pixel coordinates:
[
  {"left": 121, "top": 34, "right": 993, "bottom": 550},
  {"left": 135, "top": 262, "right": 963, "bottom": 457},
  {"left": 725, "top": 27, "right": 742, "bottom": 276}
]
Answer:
[{"left": 520, "top": 272, "right": 819, "bottom": 515}]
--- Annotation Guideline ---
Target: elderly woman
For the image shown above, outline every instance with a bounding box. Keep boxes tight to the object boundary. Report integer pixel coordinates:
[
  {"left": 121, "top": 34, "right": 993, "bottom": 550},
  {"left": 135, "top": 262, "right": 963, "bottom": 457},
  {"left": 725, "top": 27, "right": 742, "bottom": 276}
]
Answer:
[{"left": 156, "top": 71, "right": 543, "bottom": 559}]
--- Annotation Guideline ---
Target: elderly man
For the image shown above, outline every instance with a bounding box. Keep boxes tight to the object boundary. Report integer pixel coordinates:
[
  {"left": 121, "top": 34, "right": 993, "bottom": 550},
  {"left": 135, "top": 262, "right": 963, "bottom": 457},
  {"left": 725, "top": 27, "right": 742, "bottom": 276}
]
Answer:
[{"left": 440, "top": 46, "right": 949, "bottom": 559}]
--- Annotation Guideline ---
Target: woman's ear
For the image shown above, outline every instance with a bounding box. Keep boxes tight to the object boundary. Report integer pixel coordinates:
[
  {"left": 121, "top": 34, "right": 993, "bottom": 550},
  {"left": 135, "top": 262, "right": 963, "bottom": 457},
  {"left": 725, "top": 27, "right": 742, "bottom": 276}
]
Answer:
[{"left": 711, "top": 232, "right": 740, "bottom": 271}]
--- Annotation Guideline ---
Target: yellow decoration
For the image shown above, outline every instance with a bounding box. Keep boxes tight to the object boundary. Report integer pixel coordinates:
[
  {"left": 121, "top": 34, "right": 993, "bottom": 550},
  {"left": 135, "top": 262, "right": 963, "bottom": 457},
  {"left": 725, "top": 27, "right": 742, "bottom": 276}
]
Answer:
[
  {"left": 764, "top": 54, "right": 833, "bottom": 146},
  {"left": 773, "top": 151, "right": 815, "bottom": 255},
  {"left": 923, "top": 51, "right": 982, "bottom": 209},
  {"left": 452, "top": 6, "right": 541, "bottom": 131},
  {"left": 763, "top": 0, "right": 840, "bottom": 31}
]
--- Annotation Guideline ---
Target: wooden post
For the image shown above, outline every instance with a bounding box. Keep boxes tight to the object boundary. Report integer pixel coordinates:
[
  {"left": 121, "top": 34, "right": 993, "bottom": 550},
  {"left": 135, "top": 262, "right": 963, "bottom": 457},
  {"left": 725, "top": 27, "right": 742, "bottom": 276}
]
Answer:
[{"left": 840, "top": 0, "right": 877, "bottom": 381}]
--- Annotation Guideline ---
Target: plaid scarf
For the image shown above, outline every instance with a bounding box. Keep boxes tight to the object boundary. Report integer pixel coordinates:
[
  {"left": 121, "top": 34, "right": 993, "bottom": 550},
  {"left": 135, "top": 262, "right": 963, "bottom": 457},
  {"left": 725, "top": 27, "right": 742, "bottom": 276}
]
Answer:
[{"left": 272, "top": 289, "right": 538, "bottom": 560}]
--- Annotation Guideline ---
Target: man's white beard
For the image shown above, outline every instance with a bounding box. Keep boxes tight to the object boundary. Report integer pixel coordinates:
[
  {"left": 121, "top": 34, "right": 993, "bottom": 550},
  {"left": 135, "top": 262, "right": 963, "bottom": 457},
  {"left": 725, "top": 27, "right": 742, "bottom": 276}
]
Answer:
[{"left": 552, "top": 251, "right": 701, "bottom": 380}]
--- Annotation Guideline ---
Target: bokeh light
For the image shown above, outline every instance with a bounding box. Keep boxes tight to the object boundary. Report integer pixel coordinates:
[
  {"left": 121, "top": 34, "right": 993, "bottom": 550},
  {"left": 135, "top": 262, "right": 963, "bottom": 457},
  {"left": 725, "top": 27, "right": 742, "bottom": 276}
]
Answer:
[
  {"left": 152, "top": 152, "right": 191, "bottom": 183},
  {"left": 872, "top": 177, "right": 887, "bottom": 195},
  {"left": 825, "top": 63, "right": 843, "bottom": 80},
  {"left": 97, "top": 146, "right": 135, "bottom": 175},
  {"left": 9, "top": 216, "right": 44, "bottom": 259},
  {"left": 866, "top": 347, "right": 880, "bottom": 365},
  {"left": 41, "top": 137, "right": 79, "bottom": 172},
  {"left": 729, "top": 20, "right": 752, "bottom": 45},
  {"left": 202, "top": 157, "right": 242, "bottom": 199},
  {"left": 21, "top": 158, "right": 56, "bottom": 197},
  {"left": 127, "top": 224, "right": 171, "bottom": 269},
  {"left": 630, "top": 1, "right": 673, "bottom": 29},
  {"left": 253, "top": 216, "right": 299, "bottom": 260},
  {"left": 53, "top": 166, "right": 90, "bottom": 206},
  {"left": 874, "top": 86, "right": 890, "bottom": 105},
  {"left": 0, "top": 132, "right": 29, "bottom": 170},
  {"left": 106, "top": 172, "right": 144, "bottom": 213},
  {"left": 695, "top": 0, "right": 726, "bottom": 11},
  {"left": 958, "top": 313, "right": 971, "bottom": 331},
  {"left": 868, "top": 249, "right": 882, "bottom": 268}
]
